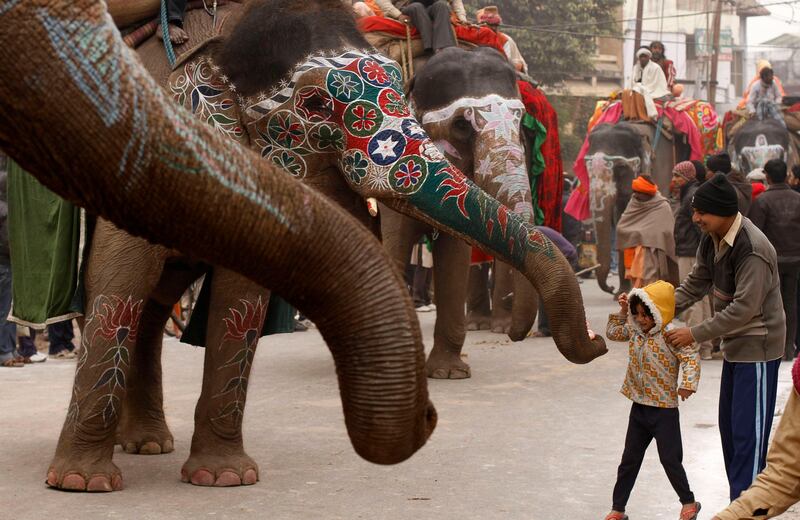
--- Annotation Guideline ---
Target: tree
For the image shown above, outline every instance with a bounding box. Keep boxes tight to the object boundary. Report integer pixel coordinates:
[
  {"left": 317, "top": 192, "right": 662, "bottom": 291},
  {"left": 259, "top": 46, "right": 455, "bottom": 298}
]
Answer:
[{"left": 463, "top": 0, "right": 623, "bottom": 86}]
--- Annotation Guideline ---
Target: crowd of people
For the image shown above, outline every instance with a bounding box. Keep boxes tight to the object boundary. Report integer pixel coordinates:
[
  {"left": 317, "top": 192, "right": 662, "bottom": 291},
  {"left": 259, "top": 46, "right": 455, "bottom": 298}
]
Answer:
[{"left": 602, "top": 155, "right": 800, "bottom": 520}]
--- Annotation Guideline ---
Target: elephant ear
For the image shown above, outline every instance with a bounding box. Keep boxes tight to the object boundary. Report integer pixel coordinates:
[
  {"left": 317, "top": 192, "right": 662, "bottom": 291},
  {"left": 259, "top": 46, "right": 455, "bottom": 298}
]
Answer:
[{"left": 167, "top": 38, "right": 250, "bottom": 146}]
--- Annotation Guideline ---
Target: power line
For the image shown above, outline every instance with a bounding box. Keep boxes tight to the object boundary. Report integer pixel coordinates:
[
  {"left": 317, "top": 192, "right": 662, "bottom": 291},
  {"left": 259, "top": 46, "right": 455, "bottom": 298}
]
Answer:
[
  {"left": 509, "top": 0, "right": 800, "bottom": 32},
  {"left": 501, "top": 22, "right": 800, "bottom": 51}
]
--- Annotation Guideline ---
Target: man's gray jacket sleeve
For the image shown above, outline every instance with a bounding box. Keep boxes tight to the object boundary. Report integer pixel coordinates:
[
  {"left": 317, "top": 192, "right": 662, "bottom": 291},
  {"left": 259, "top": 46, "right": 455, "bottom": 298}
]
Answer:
[{"left": 690, "top": 254, "right": 771, "bottom": 343}]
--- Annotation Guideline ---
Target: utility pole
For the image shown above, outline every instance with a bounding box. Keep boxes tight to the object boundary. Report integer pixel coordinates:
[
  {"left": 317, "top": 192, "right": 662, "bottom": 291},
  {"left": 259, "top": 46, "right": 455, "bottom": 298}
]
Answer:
[
  {"left": 633, "top": 0, "right": 644, "bottom": 53},
  {"left": 708, "top": 0, "right": 723, "bottom": 106}
]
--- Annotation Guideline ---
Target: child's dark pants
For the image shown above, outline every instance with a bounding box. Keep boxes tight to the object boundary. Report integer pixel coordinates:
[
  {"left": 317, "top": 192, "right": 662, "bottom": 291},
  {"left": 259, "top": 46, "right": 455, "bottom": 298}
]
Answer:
[{"left": 612, "top": 402, "right": 695, "bottom": 512}]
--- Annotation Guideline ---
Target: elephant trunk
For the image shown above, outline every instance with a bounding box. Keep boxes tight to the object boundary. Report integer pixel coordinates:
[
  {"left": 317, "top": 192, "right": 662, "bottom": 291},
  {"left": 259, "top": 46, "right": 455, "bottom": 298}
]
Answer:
[
  {"left": 471, "top": 130, "right": 537, "bottom": 339},
  {"left": 386, "top": 157, "right": 607, "bottom": 364},
  {"left": 593, "top": 202, "right": 616, "bottom": 295},
  {"left": 0, "top": 0, "right": 434, "bottom": 464}
]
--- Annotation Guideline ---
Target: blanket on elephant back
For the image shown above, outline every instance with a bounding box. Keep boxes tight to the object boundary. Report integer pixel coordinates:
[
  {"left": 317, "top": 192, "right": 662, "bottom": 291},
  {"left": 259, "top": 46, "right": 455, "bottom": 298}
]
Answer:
[
  {"left": 518, "top": 81, "right": 564, "bottom": 232},
  {"left": 7, "top": 161, "right": 82, "bottom": 328},
  {"left": 565, "top": 100, "right": 706, "bottom": 221},
  {"left": 357, "top": 16, "right": 507, "bottom": 56}
]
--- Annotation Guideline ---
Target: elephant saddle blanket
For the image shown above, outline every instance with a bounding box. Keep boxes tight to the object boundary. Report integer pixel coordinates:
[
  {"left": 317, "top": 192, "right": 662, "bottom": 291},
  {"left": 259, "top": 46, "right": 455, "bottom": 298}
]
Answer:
[{"left": 358, "top": 16, "right": 507, "bottom": 58}]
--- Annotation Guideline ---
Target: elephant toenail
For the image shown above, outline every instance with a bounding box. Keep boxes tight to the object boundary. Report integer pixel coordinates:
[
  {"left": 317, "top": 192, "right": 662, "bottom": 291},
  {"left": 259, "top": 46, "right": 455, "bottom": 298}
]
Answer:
[
  {"left": 180, "top": 469, "right": 189, "bottom": 483},
  {"left": 61, "top": 474, "right": 87, "bottom": 491},
  {"left": 214, "top": 471, "right": 242, "bottom": 487},
  {"left": 139, "top": 442, "right": 162, "bottom": 455},
  {"left": 123, "top": 443, "right": 138, "bottom": 454},
  {"left": 190, "top": 469, "right": 215, "bottom": 486},
  {"left": 111, "top": 475, "right": 124, "bottom": 491},
  {"left": 242, "top": 469, "right": 258, "bottom": 485},
  {"left": 87, "top": 476, "right": 113, "bottom": 492},
  {"left": 162, "top": 440, "right": 174, "bottom": 453},
  {"left": 46, "top": 470, "right": 59, "bottom": 487}
]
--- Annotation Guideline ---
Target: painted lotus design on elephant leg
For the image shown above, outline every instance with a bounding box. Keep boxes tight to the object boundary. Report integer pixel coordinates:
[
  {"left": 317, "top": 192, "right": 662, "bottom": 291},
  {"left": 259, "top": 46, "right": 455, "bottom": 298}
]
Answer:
[{"left": 212, "top": 298, "right": 267, "bottom": 427}]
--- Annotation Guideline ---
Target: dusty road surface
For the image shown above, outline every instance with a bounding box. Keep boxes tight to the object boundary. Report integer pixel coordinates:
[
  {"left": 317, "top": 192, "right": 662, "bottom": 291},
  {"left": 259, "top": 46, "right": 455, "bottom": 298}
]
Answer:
[{"left": 1, "top": 280, "right": 797, "bottom": 519}]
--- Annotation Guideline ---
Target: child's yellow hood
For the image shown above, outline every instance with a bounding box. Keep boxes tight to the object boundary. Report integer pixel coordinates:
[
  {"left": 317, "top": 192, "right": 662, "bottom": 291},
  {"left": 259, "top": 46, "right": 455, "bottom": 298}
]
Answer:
[{"left": 628, "top": 280, "right": 675, "bottom": 331}]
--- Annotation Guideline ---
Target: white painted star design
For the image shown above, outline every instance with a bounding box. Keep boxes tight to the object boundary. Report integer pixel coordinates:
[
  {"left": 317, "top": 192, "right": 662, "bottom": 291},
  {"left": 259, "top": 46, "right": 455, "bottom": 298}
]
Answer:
[
  {"left": 478, "top": 102, "right": 521, "bottom": 141},
  {"left": 373, "top": 136, "right": 398, "bottom": 159}
]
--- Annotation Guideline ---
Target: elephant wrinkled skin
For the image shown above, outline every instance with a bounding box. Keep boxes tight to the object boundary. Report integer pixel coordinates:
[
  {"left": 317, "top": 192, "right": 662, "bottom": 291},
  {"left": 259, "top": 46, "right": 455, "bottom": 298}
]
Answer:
[{"left": 0, "top": 0, "right": 435, "bottom": 492}]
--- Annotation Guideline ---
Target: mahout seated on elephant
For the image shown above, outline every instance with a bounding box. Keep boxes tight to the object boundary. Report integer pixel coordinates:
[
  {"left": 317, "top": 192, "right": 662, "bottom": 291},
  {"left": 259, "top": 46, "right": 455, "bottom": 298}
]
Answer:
[
  {"left": 0, "top": 0, "right": 437, "bottom": 493},
  {"left": 23, "top": 0, "right": 606, "bottom": 492}
]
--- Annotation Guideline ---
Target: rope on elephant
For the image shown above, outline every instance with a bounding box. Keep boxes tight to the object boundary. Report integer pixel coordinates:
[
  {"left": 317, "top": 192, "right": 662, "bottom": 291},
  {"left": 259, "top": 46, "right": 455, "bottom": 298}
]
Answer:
[{"left": 159, "top": 0, "right": 176, "bottom": 67}]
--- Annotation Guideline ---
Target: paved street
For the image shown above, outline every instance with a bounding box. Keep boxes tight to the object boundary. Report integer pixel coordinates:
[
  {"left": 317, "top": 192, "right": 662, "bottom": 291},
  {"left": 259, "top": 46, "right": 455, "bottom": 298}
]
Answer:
[{"left": 1, "top": 280, "right": 797, "bottom": 519}]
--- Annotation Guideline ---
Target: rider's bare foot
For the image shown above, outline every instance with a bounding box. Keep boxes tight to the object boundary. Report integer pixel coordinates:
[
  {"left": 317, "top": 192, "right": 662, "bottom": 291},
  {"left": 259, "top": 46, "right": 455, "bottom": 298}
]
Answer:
[{"left": 157, "top": 23, "right": 189, "bottom": 45}]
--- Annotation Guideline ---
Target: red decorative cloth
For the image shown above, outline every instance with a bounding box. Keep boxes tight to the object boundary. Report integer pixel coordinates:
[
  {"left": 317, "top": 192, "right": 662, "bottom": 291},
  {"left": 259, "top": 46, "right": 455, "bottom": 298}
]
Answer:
[
  {"left": 471, "top": 247, "right": 493, "bottom": 264},
  {"left": 518, "top": 81, "right": 564, "bottom": 231},
  {"left": 565, "top": 101, "right": 704, "bottom": 221},
  {"left": 794, "top": 356, "right": 800, "bottom": 395},
  {"left": 357, "top": 16, "right": 507, "bottom": 56}
]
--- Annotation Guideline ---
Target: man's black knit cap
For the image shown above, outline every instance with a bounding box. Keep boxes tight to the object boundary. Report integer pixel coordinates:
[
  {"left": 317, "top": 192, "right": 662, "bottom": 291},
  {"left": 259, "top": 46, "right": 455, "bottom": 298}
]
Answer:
[{"left": 692, "top": 172, "right": 739, "bottom": 216}]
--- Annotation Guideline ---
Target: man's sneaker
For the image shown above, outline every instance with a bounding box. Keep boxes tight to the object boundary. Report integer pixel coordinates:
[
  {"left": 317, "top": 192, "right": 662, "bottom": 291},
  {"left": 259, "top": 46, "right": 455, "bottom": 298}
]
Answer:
[{"left": 26, "top": 352, "right": 48, "bottom": 363}]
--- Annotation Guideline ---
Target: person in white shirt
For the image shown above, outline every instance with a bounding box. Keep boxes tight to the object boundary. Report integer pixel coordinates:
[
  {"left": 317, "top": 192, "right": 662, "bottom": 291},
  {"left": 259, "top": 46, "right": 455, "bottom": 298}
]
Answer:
[{"left": 628, "top": 46, "right": 671, "bottom": 120}]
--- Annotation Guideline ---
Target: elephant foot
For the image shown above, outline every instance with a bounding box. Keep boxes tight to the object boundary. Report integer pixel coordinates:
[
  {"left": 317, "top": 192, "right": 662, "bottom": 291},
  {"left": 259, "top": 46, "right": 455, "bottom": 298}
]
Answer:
[
  {"left": 116, "top": 417, "right": 174, "bottom": 455},
  {"left": 46, "top": 457, "right": 124, "bottom": 492},
  {"left": 490, "top": 316, "right": 511, "bottom": 335},
  {"left": 466, "top": 313, "right": 491, "bottom": 331},
  {"left": 181, "top": 451, "right": 259, "bottom": 487},
  {"left": 426, "top": 349, "right": 471, "bottom": 379}
]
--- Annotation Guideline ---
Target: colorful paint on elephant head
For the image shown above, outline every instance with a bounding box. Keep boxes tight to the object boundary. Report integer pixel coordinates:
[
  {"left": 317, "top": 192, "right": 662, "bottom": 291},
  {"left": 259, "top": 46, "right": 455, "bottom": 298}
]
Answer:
[
  {"left": 239, "top": 51, "right": 553, "bottom": 264},
  {"left": 737, "top": 134, "right": 786, "bottom": 171},
  {"left": 419, "top": 94, "right": 532, "bottom": 221},
  {"left": 171, "top": 49, "right": 553, "bottom": 265},
  {"left": 585, "top": 152, "right": 641, "bottom": 219}
]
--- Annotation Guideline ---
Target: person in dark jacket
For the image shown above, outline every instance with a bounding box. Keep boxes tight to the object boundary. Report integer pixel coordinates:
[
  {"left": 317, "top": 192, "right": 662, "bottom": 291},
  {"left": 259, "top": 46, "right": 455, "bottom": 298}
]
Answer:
[
  {"left": 749, "top": 159, "right": 800, "bottom": 360},
  {"left": 671, "top": 161, "right": 713, "bottom": 359},
  {"left": 666, "top": 173, "right": 785, "bottom": 501},
  {"left": 707, "top": 153, "right": 752, "bottom": 216}
]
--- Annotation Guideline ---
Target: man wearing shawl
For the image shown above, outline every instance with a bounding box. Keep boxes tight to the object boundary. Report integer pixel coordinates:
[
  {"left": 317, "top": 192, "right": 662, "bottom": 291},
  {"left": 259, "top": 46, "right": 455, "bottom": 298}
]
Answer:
[
  {"left": 617, "top": 175, "right": 678, "bottom": 288},
  {"left": 625, "top": 46, "right": 671, "bottom": 121}
]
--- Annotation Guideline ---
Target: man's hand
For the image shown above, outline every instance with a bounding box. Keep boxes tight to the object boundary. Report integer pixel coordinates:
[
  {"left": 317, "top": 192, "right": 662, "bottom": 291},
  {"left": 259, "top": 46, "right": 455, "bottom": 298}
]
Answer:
[
  {"left": 399, "top": 14, "right": 411, "bottom": 24},
  {"left": 617, "top": 292, "right": 629, "bottom": 316},
  {"left": 678, "top": 388, "right": 695, "bottom": 401},
  {"left": 665, "top": 327, "right": 694, "bottom": 348}
]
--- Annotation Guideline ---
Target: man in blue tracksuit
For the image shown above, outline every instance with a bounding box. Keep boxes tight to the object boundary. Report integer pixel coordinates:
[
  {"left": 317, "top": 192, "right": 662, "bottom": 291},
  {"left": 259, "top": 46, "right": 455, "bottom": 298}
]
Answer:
[{"left": 666, "top": 173, "right": 785, "bottom": 501}]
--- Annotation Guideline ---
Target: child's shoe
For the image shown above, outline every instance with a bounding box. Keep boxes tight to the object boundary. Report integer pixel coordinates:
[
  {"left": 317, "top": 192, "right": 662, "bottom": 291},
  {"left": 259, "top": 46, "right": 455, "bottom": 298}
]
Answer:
[
  {"left": 603, "top": 512, "right": 628, "bottom": 520},
  {"left": 679, "top": 502, "right": 701, "bottom": 520}
]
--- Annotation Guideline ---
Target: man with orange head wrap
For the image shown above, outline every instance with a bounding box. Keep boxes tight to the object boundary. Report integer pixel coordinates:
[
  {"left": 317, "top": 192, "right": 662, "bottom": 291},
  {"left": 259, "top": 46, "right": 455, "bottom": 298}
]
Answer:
[{"left": 616, "top": 175, "right": 679, "bottom": 288}]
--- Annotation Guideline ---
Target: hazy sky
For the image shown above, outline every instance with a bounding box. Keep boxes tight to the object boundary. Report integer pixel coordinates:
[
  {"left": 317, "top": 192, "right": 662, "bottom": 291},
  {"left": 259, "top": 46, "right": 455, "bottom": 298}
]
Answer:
[{"left": 748, "top": 3, "right": 799, "bottom": 45}]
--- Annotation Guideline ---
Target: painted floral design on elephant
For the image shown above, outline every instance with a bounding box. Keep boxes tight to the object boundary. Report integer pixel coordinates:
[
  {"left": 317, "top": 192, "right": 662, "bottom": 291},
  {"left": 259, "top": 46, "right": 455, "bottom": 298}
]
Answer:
[
  {"left": 212, "top": 298, "right": 266, "bottom": 426},
  {"left": 170, "top": 57, "right": 245, "bottom": 143}
]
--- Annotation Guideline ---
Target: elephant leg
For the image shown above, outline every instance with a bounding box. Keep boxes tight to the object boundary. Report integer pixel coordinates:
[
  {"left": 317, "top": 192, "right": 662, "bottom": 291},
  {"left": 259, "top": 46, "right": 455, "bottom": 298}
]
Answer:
[
  {"left": 117, "top": 259, "right": 206, "bottom": 455},
  {"left": 181, "top": 267, "right": 269, "bottom": 487},
  {"left": 47, "top": 220, "right": 167, "bottom": 492},
  {"left": 426, "top": 234, "right": 471, "bottom": 379},
  {"left": 466, "top": 263, "right": 492, "bottom": 331},
  {"left": 490, "top": 261, "right": 514, "bottom": 334}
]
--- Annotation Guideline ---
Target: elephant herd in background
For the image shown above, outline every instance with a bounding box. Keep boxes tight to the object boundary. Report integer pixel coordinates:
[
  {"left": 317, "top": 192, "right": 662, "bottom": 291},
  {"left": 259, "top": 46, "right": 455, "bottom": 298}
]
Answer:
[
  {"left": 0, "top": 0, "right": 607, "bottom": 494},
  {"left": 584, "top": 110, "right": 796, "bottom": 298}
]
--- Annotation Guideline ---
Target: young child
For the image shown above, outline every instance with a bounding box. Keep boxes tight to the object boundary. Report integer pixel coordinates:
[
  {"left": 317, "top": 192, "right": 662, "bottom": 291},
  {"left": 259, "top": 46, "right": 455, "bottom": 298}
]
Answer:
[{"left": 603, "top": 280, "right": 702, "bottom": 520}]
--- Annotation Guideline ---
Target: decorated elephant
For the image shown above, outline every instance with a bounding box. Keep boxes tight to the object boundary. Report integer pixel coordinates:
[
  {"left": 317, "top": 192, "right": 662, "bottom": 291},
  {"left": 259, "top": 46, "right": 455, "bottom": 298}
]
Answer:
[
  {"left": 579, "top": 121, "right": 691, "bottom": 295},
  {"left": 381, "top": 46, "right": 540, "bottom": 378},
  {"left": 13, "top": 0, "right": 607, "bottom": 493},
  {"left": 727, "top": 118, "right": 795, "bottom": 173},
  {"left": 0, "top": 0, "right": 437, "bottom": 493}
]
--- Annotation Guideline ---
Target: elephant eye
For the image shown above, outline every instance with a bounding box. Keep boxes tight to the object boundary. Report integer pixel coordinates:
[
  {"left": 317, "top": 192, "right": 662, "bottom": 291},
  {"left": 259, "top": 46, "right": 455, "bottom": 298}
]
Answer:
[{"left": 451, "top": 117, "right": 473, "bottom": 140}]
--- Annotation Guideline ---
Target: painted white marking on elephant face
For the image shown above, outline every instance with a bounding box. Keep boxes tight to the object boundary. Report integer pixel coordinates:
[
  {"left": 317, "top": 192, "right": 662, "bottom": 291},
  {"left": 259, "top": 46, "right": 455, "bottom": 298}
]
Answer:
[
  {"left": 740, "top": 134, "right": 786, "bottom": 169},
  {"left": 420, "top": 94, "right": 524, "bottom": 127},
  {"left": 434, "top": 139, "right": 462, "bottom": 160},
  {"left": 586, "top": 153, "right": 641, "bottom": 219}
]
